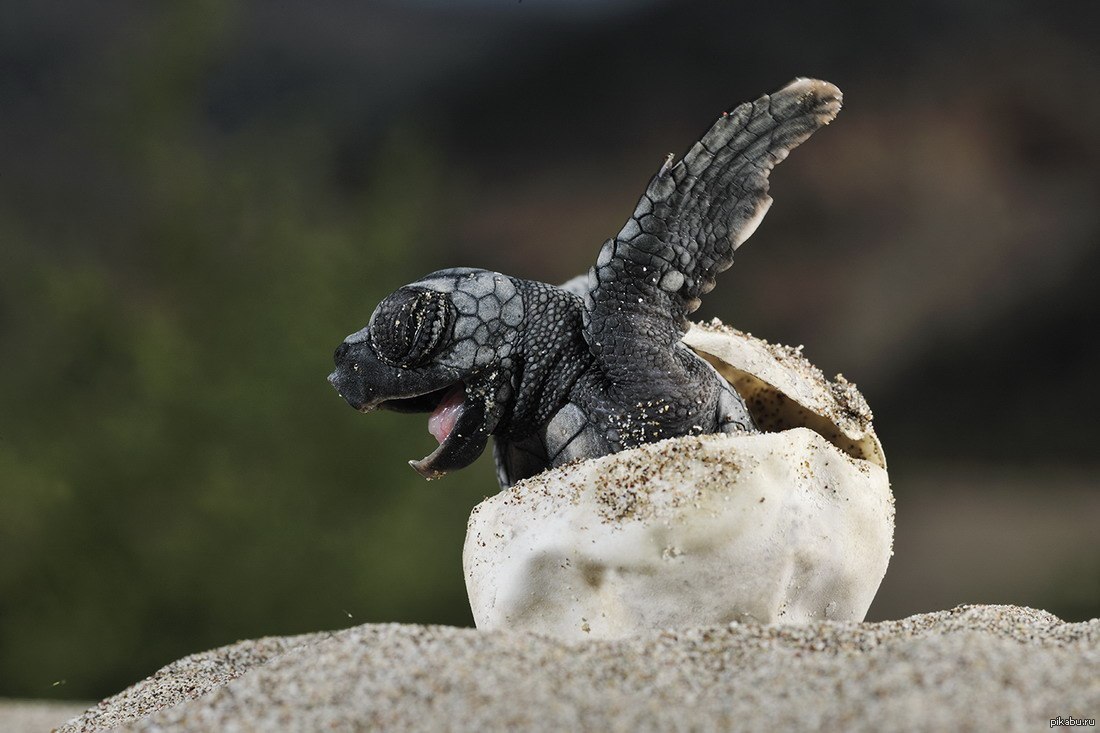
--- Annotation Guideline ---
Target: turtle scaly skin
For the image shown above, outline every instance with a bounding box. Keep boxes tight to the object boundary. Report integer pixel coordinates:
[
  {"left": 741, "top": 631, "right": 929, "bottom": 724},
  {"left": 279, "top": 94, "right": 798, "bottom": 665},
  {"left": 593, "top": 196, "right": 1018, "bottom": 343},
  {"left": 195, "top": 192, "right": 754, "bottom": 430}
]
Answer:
[{"left": 328, "top": 79, "right": 842, "bottom": 488}]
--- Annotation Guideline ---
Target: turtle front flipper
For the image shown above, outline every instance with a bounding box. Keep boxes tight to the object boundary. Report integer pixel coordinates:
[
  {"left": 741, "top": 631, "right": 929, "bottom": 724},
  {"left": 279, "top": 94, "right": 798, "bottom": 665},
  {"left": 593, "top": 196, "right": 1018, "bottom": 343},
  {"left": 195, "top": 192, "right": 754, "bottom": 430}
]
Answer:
[{"left": 584, "top": 79, "right": 841, "bottom": 373}]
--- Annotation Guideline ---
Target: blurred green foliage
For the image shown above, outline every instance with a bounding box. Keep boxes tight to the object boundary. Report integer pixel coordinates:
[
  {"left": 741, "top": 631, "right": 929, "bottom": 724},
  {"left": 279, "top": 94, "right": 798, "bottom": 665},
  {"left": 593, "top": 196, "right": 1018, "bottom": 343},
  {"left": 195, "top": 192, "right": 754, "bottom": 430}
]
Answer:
[{"left": 0, "top": 4, "right": 493, "bottom": 699}]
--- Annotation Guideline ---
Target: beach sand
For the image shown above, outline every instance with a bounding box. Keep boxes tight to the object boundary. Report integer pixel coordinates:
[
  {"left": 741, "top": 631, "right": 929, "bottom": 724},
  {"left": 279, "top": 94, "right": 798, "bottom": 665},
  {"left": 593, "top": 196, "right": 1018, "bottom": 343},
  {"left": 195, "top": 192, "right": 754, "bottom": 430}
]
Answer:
[{"left": 57, "top": 604, "right": 1097, "bottom": 732}]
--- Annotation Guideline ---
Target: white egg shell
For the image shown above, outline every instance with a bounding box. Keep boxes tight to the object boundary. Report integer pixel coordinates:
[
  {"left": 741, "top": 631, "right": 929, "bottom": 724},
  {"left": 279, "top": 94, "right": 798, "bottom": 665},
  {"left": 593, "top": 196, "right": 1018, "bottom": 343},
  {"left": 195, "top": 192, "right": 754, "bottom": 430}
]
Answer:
[{"left": 463, "top": 320, "right": 893, "bottom": 639}]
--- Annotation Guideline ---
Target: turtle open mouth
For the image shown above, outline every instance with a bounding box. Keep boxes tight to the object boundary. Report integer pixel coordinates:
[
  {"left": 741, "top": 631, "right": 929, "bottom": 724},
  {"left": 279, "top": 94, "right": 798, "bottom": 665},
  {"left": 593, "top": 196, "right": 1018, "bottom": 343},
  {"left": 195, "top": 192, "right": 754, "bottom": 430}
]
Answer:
[
  {"left": 375, "top": 381, "right": 490, "bottom": 480},
  {"left": 427, "top": 384, "right": 466, "bottom": 444}
]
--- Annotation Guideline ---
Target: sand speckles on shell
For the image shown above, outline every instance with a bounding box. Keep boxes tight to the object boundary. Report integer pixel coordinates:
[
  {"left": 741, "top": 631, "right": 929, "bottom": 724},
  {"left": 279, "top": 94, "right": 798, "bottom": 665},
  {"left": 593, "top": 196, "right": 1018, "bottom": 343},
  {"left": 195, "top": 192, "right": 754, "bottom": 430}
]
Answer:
[
  {"left": 591, "top": 435, "right": 742, "bottom": 523},
  {"left": 488, "top": 434, "right": 743, "bottom": 525}
]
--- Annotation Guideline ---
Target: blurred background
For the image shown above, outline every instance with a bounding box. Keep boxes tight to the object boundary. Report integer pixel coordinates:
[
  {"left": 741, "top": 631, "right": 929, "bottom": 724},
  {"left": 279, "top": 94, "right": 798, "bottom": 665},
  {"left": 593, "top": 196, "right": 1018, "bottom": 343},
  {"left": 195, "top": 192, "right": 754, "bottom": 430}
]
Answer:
[{"left": 2, "top": 0, "right": 1098, "bottom": 702}]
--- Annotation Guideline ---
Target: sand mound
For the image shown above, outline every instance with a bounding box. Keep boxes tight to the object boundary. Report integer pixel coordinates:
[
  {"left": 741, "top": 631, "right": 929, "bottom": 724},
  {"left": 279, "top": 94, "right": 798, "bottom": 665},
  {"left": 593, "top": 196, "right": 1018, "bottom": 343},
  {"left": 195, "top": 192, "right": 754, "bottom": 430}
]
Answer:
[{"left": 60, "top": 605, "right": 1097, "bottom": 732}]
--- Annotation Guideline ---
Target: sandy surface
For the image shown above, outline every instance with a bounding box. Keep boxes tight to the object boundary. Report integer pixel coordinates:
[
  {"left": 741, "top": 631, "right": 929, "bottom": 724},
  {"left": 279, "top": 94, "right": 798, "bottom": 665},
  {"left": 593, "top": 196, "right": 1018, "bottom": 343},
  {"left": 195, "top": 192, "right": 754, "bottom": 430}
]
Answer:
[{"left": 58, "top": 605, "right": 1096, "bottom": 732}]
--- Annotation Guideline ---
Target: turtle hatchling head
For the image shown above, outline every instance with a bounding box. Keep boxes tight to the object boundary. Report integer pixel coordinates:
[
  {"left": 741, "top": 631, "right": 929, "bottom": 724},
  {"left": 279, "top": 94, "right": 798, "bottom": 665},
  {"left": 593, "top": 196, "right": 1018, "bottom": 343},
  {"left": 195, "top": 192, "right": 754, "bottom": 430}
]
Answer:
[{"left": 328, "top": 268, "right": 523, "bottom": 479}]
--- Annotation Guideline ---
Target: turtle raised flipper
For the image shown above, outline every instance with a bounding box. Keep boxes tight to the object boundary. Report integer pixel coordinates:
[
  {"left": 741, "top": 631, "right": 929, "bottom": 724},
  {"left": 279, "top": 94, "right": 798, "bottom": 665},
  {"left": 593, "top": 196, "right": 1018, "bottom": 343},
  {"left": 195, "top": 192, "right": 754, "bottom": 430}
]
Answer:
[
  {"left": 586, "top": 78, "right": 842, "bottom": 363},
  {"left": 571, "top": 79, "right": 841, "bottom": 454}
]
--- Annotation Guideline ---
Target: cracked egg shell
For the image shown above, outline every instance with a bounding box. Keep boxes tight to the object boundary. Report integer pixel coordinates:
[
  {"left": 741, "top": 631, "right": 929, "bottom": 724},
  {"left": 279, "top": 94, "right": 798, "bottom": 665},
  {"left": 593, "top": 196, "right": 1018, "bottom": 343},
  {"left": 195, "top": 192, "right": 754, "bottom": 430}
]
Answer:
[{"left": 463, "top": 319, "right": 893, "bottom": 639}]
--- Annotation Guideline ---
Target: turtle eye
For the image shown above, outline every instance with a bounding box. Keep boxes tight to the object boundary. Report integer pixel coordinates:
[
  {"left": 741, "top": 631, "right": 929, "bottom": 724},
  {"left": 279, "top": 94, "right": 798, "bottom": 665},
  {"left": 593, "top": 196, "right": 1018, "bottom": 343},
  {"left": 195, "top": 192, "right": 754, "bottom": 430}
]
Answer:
[{"left": 369, "top": 288, "right": 456, "bottom": 367}]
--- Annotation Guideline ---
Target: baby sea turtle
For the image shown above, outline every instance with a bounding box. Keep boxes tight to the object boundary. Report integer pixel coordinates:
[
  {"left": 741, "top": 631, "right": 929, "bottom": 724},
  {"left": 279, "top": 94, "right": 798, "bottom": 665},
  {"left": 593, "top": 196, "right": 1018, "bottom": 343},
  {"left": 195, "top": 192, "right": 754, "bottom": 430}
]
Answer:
[{"left": 329, "top": 78, "right": 842, "bottom": 487}]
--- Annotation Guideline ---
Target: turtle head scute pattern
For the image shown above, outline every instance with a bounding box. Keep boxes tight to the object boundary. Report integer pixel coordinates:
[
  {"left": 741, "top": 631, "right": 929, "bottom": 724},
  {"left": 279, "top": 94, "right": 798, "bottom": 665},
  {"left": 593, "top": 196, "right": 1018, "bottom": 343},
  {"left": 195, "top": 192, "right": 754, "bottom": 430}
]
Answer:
[{"left": 329, "top": 268, "right": 527, "bottom": 477}]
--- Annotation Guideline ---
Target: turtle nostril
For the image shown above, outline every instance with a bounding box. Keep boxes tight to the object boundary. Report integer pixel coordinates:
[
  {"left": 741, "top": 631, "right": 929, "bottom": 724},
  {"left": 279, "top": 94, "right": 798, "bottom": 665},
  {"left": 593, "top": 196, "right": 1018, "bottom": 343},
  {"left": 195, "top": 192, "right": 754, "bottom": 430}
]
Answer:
[{"left": 334, "top": 341, "right": 351, "bottom": 364}]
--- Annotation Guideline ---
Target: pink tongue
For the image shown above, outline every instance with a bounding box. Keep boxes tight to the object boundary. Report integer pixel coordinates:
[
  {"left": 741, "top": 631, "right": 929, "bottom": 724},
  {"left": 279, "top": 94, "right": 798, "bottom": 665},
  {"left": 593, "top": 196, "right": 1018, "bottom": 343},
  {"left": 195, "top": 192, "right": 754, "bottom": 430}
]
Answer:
[{"left": 428, "top": 386, "right": 466, "bottom": 444}]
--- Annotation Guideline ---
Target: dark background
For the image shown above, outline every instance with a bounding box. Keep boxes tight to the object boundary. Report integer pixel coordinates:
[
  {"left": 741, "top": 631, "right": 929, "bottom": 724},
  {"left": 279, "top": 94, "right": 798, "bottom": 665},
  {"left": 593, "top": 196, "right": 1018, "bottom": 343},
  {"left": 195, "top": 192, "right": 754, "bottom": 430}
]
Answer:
[{"left": 2, "top": 0, "right": 1098, "bottom": 701}]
